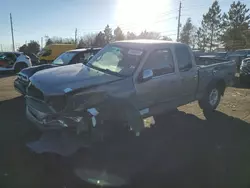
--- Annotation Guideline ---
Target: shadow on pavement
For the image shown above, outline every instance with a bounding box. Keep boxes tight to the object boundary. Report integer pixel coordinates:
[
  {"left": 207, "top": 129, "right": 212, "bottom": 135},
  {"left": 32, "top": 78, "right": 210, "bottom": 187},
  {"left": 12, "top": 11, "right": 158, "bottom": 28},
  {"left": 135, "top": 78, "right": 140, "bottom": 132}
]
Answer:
[
  {"left": 1, "top": 97, "right": 250, "bottom": 188},
  {"left": 0, "top": 71, "right": 15, "bottom": 78},
  {"left": 232, "top": 76, "right": 250, "bottom": 89},
  {"left": 66, "top": 110, "right": 250, "bottom": 188}
]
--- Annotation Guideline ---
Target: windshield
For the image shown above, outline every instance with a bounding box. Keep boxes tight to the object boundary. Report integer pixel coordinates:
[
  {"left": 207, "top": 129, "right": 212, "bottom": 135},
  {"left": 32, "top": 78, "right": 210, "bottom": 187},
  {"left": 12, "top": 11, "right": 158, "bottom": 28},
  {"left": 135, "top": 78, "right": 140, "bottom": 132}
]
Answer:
[
  {"left": 52, "top": 51, "right": 78, "bottom": 65},
  {"left": 87, "top": 45, "right": 143, "bottom": 77}
]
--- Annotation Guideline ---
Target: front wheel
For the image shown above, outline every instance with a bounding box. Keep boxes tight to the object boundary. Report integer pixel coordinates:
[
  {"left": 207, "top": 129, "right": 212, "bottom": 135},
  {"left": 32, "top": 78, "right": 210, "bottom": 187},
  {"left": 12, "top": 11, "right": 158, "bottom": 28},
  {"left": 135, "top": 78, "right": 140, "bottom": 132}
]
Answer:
[{"left": 198, "top": 86, "right": 221, "bottom": 112}]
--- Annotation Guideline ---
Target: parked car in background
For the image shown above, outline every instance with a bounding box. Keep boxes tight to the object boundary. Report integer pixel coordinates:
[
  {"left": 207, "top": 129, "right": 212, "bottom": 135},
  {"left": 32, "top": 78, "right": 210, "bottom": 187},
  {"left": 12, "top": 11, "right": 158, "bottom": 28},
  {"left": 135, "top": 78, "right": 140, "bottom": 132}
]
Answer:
[
  {"left": 227, "top": 49, "right": 250, "bottom": 71},
  {"left": 24, "top": 40, "right": 236, "bottom": 149},
  {"left": 37, "top": 44, "right": 77, "bottom": 64},
  {"left": 215, "top": 52, "right": 229, "bottom": 59},
  {"left": 0, "top": 52, "right": 32, "bottom": 73},
  {"left": 14, "top": 48, "right": 101, "bottom": 95},
  {"left": 239, "top": 58, "right": 250, "bottom": 83}
]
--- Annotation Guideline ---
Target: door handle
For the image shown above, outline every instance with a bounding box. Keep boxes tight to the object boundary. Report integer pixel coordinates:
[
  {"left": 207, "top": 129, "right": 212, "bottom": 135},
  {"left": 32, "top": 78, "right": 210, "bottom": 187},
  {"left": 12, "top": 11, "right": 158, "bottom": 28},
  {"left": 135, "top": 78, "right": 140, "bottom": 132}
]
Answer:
[
  {"left": 213, "top": 70, "right": 218, "bottom": 74},
  {"left": 194, "top": 75, "right": 198, "bottom": 78}
]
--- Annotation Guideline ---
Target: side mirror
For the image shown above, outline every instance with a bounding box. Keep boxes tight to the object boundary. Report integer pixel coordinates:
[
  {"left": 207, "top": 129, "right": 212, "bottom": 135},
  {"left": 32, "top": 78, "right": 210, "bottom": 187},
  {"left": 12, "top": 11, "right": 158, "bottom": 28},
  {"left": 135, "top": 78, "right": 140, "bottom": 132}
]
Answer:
[{"left": 142, "top": 69, "right": 153, "bottom": 82}]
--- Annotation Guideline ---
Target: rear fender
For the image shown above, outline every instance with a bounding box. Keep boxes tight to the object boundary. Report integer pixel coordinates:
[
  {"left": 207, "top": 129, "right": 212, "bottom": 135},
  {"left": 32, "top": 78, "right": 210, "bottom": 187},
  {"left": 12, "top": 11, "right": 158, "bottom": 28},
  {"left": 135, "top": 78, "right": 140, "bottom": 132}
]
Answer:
[{"left": 206, "top": 79, "right": 226, "bottom": 96}]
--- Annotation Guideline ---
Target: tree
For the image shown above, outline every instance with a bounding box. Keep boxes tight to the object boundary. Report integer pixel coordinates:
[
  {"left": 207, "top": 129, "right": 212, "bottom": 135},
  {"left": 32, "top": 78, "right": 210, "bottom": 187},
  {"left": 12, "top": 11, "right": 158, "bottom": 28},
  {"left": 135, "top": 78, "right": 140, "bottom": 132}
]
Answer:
[
  {"left": 162, "top": 36, "right": 172, "bottom": 41},
  {"left": 221, "top": 1, "right": 250, "bottom": 50},
  {"left": 104, "top": 25, "right": 113, "bottom": 44},
  {"left": 18, "top": 41, "right": 40, "bottom": 55},
  {"left": 45, "top": 38, "right": 53, "bottom": 46},
  {"left": 201, "top": 0, "right": 222, "bottom": 51},
  {"left": 94, "top": 31, "right": 106, "bottom": 47},
  {"left": 78, "top": 33, "right": 97, "bottom": 48},
  {"left": 126, "top": 32, "right": 137, "bottom": 40},
  {"left": 180, "top": 18, "right": 194, "bottom": 45},
  {"left": 137, "top": 30, "right": 161, "bottom": 39},
  {"left": 114, "top": 27, "right": 125, "bottom": 41},
  {"left": 18, "top": 44, "right": 28, "bottom": 53},
  {"left": 195, "top": 27, "right": 209, "bottom": 50},
  {"left": 45, "top": 36, "right": 75, "bottom": 46}
]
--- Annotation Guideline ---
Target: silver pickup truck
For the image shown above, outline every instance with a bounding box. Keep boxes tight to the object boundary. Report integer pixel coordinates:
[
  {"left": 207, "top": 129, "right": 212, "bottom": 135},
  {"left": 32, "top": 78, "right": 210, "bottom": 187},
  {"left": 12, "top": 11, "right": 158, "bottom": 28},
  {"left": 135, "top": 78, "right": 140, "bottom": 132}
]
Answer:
[{"left": 25, "top": 40, "right": 236, "bottom": 143}]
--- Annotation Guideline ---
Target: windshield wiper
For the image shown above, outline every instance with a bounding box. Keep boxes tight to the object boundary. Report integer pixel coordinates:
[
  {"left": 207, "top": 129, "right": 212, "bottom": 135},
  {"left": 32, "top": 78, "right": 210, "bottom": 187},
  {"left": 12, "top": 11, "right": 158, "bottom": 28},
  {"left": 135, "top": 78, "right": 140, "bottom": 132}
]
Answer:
[
  {"left": 103, "top": 69, "right": 125, "bottom": 77},
  {"left": 87, "top": 64, "right": 125, "bottom": 77}
]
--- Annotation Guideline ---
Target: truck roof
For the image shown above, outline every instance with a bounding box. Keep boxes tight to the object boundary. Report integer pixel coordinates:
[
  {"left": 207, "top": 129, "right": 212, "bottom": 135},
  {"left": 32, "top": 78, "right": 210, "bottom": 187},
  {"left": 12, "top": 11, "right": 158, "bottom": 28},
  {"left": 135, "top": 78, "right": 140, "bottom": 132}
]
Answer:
[
  {"left": 68, "top": 48, "right": 101, "bottom": 52},
  {"left": 113, "top": 40, "right": 183, "bottom": 50}
]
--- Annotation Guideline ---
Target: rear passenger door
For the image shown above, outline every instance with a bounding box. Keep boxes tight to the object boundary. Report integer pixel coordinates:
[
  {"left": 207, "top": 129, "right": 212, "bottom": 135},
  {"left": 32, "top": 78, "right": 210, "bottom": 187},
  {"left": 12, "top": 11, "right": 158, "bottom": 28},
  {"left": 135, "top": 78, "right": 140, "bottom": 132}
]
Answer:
[{"left": 175, "top": 46, "right": 198, "bottom": 101}]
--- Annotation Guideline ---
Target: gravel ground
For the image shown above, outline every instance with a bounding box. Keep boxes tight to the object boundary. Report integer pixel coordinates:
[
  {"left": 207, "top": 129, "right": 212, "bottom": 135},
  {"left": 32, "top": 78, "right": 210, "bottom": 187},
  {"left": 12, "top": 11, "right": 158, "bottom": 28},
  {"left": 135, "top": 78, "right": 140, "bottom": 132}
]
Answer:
[{"left": 0, "top": 74, "right": 250, "bottom": 188}]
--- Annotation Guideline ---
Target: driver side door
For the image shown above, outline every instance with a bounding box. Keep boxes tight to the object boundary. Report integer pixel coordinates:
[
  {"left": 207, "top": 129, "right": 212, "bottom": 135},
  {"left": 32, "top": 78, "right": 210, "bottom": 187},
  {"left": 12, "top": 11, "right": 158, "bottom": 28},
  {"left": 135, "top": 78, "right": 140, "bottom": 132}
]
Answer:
[{"left": 135, "top": 48, "right": 181, "bottom": 111}]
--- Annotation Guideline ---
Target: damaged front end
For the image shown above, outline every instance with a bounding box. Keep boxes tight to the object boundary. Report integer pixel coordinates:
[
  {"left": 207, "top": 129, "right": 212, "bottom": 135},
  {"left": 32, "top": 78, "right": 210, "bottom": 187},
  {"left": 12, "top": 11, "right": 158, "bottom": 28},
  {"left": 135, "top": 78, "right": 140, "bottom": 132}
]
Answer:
[{"left": 25, "top": 87, "right": 98, "bottom": 134}]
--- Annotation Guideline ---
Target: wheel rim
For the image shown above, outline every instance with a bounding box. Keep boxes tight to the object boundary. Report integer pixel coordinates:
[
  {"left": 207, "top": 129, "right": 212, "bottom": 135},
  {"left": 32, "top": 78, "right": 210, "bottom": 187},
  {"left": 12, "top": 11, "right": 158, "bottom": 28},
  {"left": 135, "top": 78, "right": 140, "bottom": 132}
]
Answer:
[{"left": 209, "top": 88, "right": 219, "bottom": 106}]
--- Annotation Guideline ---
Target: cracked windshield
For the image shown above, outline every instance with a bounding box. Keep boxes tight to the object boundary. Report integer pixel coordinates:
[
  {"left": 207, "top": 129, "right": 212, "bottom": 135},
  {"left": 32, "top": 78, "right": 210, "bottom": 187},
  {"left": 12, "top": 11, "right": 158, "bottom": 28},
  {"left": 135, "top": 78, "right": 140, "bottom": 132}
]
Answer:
[{"left": 0, "top": 0, "right": 250, "bottom": 188}]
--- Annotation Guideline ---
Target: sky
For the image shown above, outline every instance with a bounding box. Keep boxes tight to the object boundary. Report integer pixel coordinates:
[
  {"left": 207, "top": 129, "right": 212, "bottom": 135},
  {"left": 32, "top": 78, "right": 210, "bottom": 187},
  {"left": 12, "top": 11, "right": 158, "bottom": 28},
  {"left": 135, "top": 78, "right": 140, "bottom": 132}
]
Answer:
[{"left": 0, "top": 0, "right": 249, "bottom": 51}]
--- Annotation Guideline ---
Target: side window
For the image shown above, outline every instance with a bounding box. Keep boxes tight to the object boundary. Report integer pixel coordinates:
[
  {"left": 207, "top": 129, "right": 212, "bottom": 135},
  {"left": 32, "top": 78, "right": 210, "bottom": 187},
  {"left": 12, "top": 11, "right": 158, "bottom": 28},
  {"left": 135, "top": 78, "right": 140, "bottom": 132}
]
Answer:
[
  {"left": 175, "top": 46, "right": 193, "bottom": 71},
  {"left": 143, "top": 49, "right": 175, "bottom": 76},
  {"left": 74, "top": 52, "right": 92, "bottom": 64}
]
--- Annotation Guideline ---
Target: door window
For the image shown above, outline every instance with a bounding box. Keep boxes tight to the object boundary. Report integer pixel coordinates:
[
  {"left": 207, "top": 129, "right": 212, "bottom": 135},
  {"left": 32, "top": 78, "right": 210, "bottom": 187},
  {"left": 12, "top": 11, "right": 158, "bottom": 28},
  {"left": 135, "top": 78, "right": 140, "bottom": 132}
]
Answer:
[
  {"left": 77, "top": 52, "right": 93, "bottom": 64},
  {"left": 143, "top": 49, "right": 175, "bottom": 76},
  {"left": 175, "top": 46, "right": 193, "bottom": 72}
]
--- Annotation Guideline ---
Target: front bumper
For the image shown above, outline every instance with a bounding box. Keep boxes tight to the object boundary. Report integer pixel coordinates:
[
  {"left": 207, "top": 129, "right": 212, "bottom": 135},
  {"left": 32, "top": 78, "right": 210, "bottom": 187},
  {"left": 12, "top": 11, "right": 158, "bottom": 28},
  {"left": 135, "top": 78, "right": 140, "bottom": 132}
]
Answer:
[
  {"left": 14, "top": 79, "right": 29, "bottom": 95},
  {"left": 26, "top": 104, "right": 88, "bottom": 132}
]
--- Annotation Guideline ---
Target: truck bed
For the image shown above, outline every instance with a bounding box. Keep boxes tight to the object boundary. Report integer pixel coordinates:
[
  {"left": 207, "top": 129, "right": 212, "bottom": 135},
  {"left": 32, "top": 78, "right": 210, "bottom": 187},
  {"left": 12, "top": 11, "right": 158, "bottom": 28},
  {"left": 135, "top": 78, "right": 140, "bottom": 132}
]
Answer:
[{"left": 196, "top": 59, "right": 236, "bottom": 99}]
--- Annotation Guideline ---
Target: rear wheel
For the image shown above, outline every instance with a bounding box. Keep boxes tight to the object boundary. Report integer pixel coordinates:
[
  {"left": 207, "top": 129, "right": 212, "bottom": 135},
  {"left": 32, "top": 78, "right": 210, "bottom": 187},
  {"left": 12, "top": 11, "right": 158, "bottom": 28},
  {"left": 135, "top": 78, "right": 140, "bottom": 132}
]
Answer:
[
  {"left": 198, "top": 86, "right": 221, "bottom": 112},
  {"left": 14, "top": 63, "right": 27, "bottom": 73}
]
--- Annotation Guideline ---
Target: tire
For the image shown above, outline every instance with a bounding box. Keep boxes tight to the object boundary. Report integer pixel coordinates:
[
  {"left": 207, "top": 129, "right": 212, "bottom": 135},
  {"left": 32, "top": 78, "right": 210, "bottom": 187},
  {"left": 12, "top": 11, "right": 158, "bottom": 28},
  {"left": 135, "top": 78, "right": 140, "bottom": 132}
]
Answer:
[
  {"left": 198, "top": 85, "right": 221, "bottom": 112},
  {"left": 14, "top": 63, "right": 27, "bottom": 73}
]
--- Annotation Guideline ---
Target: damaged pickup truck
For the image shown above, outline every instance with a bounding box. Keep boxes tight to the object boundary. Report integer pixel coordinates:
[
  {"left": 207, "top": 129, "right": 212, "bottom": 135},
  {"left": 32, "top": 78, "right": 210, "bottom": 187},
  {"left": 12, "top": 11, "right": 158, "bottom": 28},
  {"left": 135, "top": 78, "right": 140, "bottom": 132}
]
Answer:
[{"left": 25, "top": 40, "right": 236, "bottom": 147}]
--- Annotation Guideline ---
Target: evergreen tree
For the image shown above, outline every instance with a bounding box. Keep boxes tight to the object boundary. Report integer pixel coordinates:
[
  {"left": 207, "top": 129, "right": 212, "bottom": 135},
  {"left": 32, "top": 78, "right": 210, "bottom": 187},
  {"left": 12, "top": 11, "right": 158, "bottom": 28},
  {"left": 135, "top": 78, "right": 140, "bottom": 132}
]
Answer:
[
  {"left": 180, "top": 18, "right": 194, "bottom": 45},
  {"left": 201, "top": 0, "right": 222, "bottom": 51},
  {"left": 114, "top": 27, "right": 125, "bottom": 41},
  {"left": 221, "top": 1, "right": 250, "bottom": 50},
  {"left": 104, "top": 25, "right": 113, "bottom": 44}
]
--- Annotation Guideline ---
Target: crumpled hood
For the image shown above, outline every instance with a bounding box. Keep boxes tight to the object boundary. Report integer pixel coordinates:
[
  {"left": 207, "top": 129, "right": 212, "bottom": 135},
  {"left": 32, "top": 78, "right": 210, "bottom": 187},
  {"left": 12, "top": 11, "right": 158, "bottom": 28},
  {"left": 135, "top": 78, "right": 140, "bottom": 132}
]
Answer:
[
  {"left": 29, "top": 64, "right": 122, "bottom": 95},
  {"left": 20, "top": 64, "right": 58, "bottom": 79}
]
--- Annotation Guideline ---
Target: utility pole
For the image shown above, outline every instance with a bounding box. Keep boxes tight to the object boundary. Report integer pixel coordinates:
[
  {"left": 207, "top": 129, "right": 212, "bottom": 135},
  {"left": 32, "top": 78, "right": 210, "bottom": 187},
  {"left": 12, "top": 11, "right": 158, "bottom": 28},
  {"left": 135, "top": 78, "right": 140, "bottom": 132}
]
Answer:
[
  {"left": 10, "top": 13, "right": 15, "bottom": 52},
  {"left": 176, "top": 1, "right": 182, "bottom": 42},
  {"left": 41, "top": 37, "right": 43, "bottom": 50},
  {"left": 75, "top": 28, "right": 77, "bottom": 44}
]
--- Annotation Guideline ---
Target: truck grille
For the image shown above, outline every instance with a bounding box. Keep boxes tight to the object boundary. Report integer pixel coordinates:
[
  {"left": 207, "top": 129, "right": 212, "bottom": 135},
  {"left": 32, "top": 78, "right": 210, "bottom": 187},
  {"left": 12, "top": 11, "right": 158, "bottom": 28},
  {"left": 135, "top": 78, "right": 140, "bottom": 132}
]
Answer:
[{"left": 27, "top": 84, "right": 44, "bottom": 101}]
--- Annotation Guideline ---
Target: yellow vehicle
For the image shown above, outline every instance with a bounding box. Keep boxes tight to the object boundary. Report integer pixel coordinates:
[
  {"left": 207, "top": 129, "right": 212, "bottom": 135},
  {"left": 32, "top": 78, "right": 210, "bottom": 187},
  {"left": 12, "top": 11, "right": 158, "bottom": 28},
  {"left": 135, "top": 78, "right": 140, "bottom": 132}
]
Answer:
[{"left": 38, "top": 44, "right": 76, "bottom": 64}]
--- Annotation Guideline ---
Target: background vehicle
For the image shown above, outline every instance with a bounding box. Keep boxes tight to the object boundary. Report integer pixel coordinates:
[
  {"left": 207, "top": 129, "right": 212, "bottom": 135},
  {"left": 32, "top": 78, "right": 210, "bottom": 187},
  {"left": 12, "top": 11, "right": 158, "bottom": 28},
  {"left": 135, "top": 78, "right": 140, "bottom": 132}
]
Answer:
[
  {"left": 14, "top": 48, "right": 101, "bottom": 95},
  {"left": 37, "top": 44, "right": 76, "bottom": 64},
  {"left": 227, "top": 49, "right": 250, "bottom": 71},
  {"left": 25, "top": 40, "right": 236, "bottom": 147},
  {"left": 0, "top": 52, "right": 32, "bottom": 73},
  {"left": 239, "top": 58, "right": 250, "bottom": 83}
]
